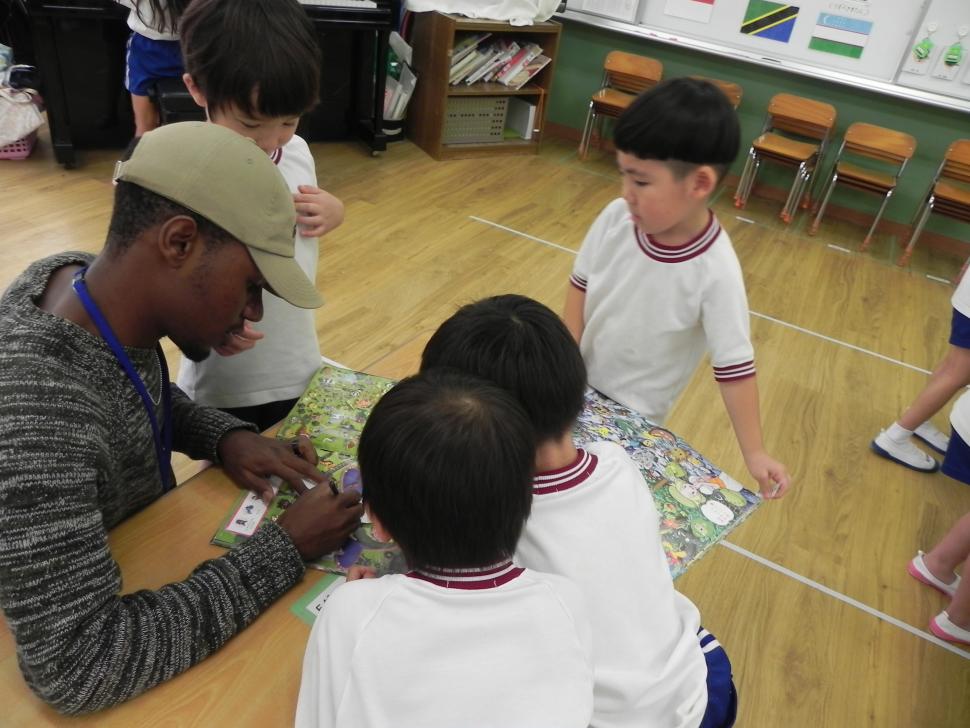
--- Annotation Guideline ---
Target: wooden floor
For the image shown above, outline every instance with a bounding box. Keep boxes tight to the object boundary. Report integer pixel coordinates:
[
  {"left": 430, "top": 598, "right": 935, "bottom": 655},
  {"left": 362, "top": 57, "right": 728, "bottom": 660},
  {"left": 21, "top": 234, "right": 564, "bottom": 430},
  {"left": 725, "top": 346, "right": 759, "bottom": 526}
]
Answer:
[{"left": 3, "top": 130, "right": 970, "bottom": 726}]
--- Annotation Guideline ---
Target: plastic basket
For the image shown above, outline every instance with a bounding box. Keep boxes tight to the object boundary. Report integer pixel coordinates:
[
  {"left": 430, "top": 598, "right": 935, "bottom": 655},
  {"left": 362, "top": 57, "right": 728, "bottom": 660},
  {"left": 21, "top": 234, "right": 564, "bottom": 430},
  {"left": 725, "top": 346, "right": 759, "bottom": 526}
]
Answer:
[
  {"left": 0, "top": 130, "right": 37, "bottom": 160},
  {"left": 442, "top": 96, "right": 509, "bottom": 144}
]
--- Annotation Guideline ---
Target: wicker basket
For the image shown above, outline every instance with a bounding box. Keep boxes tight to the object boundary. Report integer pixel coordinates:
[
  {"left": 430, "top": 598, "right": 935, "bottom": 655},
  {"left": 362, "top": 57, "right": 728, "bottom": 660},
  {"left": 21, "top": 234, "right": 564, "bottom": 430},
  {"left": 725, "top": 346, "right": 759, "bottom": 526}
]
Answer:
[
  {"left": 442, "top": 96, "right": 509, "bottom": 144},
  {"left": 0, "top": 130, "right": 37, "bottom": 160}
]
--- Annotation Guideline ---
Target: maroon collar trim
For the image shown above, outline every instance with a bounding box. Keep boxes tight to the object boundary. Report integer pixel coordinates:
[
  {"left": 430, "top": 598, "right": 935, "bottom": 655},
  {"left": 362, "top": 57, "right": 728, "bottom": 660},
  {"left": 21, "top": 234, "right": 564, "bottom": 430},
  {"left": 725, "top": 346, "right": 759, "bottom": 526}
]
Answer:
[
  {"left": 634, "top": 211, "right": 720, "bottom": 263},
  {"left": 407, "top": 561, "right": 524, "bottom": 590},
  {"left": 533, "top": 448, "right": 598, "bottom": 495}
]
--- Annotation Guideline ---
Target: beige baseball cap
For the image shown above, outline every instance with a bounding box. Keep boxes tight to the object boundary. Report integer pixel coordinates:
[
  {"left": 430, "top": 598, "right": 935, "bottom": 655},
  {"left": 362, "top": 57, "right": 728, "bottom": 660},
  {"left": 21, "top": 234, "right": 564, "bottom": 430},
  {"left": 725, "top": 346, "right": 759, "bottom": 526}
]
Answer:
[{"left": 113, "top": 121, "right": 322, "bottom": 309}]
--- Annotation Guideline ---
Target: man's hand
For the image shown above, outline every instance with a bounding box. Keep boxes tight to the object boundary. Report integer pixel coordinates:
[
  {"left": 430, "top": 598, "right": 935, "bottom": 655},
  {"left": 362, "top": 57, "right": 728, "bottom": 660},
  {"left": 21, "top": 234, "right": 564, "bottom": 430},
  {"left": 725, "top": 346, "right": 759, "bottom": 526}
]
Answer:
[
  {"left": 277, "top": 488, "right": 363, "bottom": 561},
  {"left": 214, "top": 320, "right": 264, "bottom": 356},
  {"left": 744, "top": 450, "right": 792, "bottom": 499},
  {"left": 294, "top": 185, "right": 345, "bottom": 238},
  {"left": 217, "top": 429, "right": 325, "bottom": 503}
]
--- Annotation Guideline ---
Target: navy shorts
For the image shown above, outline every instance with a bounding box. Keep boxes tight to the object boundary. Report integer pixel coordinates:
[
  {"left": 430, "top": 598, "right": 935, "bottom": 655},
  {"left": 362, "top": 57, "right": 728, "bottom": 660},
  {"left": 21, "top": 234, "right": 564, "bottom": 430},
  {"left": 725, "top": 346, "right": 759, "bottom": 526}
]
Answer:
[
  {"left": 125, "top": 33, "right": 184, "bottom": 96},
  {"left": 698, "top": 627, "right": 738, "bottom": 728},
  {"left": 948, "top": 308, "right": 970, "bottom": 349},
  {"left": 942, "top": 428, "right": 970, "bottom": 486}
]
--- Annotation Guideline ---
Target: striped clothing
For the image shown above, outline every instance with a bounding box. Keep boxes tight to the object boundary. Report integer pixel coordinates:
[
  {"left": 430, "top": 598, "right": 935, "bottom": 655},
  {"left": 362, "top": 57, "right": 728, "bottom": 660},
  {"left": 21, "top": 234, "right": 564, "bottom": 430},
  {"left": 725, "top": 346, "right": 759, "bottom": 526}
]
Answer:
[
  {"left": 296, "top": 563, "right": 595, "bottom": 727},
  {"left": 0, "top": 253, "right": 306, "bottom": 714},
  {"left": 571, "top": 198, "right": 755, "bottom": 424}
]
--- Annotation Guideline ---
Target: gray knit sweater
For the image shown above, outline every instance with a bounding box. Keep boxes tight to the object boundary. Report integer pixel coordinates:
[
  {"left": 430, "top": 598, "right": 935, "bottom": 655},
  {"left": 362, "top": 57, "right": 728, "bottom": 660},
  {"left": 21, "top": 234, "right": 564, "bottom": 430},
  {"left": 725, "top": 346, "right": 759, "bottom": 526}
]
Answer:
[{"left": 0, "top": 253, "right": 306, "bottom": 714}]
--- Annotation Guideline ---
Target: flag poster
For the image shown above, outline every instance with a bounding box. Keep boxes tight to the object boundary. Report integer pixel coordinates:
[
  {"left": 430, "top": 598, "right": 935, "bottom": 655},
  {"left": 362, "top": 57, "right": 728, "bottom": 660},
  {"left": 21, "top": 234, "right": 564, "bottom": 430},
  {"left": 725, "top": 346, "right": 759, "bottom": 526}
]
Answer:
[
  {"left": 808, "top": 13, "right": 873, "bottom": 59},
  {"left": 740, "top": 1, "right": 799, "bottom": 44},
  {"left": 664, "top": 0, "right": 715, "bottom": 23}
]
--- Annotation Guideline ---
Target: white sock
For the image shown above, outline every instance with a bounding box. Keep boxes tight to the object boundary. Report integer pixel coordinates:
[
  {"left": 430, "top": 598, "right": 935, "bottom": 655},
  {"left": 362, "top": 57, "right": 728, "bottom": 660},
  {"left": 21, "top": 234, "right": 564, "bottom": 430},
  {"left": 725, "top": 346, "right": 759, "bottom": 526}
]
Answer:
[{"left": 886, "top": 422, "right": 913, "bottom": 443}]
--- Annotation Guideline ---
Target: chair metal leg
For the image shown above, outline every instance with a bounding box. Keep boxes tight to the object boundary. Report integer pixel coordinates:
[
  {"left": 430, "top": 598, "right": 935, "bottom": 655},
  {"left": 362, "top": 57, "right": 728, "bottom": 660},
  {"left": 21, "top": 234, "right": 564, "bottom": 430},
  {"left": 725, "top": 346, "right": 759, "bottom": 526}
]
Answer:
[
  {"left": 781, "top": 163, "right": 807, "bottom": 223},
  {"left": 861, "top": 189, "right": 894, "bottom": 251},
  {"left": 898, "top": 197, "right": 935, "bottom": 266},
  {"left": 734, "top": 149, "right": 755, "bottom": 206},
  {"left": 736, "top": 151, "right": 760, "bottom": 208},
  {"left": 579, "top": 103, "right": 595, "bottom": 160},
  {"left": 809, "top": 172, "right": 838, "bottom": 235}
]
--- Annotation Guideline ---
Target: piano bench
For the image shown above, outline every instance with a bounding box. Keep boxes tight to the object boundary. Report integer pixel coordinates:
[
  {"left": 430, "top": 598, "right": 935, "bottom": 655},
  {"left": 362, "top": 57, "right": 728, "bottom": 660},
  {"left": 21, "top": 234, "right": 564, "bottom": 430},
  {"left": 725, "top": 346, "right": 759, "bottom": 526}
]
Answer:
[{"left": 148, "top": 77, "right": 206, "bottom": 126}]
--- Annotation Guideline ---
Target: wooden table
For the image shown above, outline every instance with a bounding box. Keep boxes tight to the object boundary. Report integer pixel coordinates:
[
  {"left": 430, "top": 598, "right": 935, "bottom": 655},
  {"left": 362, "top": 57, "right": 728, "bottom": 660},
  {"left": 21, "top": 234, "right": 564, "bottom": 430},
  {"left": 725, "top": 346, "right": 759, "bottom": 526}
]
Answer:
[{"left": 0, "top": 335, "right": 430, "bottom": 727}]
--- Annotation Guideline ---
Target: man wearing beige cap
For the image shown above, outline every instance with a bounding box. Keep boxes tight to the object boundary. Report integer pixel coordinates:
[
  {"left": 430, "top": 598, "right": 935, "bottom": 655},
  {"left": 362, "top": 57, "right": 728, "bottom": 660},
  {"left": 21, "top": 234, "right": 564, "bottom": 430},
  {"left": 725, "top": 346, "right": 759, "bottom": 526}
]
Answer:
[{"left": 0, "top": 122, "right": 362, "bottom": 714}]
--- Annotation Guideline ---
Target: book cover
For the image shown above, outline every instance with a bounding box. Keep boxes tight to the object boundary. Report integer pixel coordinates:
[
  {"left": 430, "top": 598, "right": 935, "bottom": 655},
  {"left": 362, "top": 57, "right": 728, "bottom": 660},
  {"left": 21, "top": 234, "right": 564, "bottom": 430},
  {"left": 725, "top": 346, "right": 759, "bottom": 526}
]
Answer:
[
  {"left": 211, "top": 365, "right": 758, "bottom": 581},
  {"left": 505, "top": 53, "right": 552, "bottom": 91},
  {"left": 451, "top": 32, "right": 491, "bottom": 67},
  {"left": 211, "top": 365, "right": 406, "bottom": 576},
  {"left": 573, "top": 389, "right": 761, "bottom": 579}
]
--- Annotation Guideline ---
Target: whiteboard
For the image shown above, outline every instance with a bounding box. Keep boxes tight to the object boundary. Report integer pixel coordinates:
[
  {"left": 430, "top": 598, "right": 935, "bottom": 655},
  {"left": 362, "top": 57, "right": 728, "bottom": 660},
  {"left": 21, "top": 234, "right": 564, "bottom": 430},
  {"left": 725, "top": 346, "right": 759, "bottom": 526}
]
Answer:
[
  {"left": 637, "top": 0, "right": 927, "bottom": 82},
  {"left": 569, "top": 0, "right": 641, "bottom": 23},
  {"left": 895, "top": 0, "right": 970, "bottom": 101}
]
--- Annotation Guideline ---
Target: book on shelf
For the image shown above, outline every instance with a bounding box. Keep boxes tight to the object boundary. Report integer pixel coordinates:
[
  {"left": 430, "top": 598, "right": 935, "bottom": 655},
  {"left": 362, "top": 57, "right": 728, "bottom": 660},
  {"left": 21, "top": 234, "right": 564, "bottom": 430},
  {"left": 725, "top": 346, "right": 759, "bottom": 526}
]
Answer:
[
  {"left": 448, "top": 50, "right": 482, "bottom": 84},
  {"left": 496, "top": 43, "right": 544, "bottom": 86},
  {"left": 503, "top": 53, "right": 552, "bottom": 91},
  {"left": 451, "top": 32, "right": 491, "bottom": 67},
  {"left": 453, "top": 48, "right": 497, "bottom": 85}
]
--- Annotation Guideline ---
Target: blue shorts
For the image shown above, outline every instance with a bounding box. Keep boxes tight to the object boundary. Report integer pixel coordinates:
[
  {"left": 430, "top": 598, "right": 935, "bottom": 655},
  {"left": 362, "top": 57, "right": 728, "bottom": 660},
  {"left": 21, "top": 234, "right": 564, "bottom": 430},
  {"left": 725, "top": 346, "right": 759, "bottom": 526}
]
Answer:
[
  {"left": 948, "top": 308, "right": 970, "bottom": 349},
  {"left": 942, "top": 428, "right": 970, "bottom": 485},
  {"left": 125, "top": 33, "right": 184, "bottom": 96},
  {"left": 698, "top": 627, "right": 738, "bottom": 728}
]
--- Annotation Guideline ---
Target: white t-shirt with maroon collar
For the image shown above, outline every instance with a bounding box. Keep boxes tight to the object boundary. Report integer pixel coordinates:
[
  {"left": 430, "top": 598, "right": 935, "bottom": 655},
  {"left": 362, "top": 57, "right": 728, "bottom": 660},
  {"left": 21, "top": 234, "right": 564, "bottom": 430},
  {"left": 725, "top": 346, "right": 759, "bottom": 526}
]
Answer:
[
  {"left": 177, "top": 135, "right": 322, "bottom": 409},
  {"left": 571, "top": 198, "right": 754, "bottom": 424},
  {"left": 295, "top": 561, "right": 595, "bottom": 728},
  {"left": 516, "top": 441, "right": 709, "bottom": 728}
]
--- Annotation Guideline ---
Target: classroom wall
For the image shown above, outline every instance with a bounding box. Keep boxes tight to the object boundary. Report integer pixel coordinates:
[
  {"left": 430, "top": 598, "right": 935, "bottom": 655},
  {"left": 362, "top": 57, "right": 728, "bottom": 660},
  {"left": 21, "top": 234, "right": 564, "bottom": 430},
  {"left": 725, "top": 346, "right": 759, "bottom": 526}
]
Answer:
[{"left": 546, "top": 18, "right": 970, "bottom": 235}]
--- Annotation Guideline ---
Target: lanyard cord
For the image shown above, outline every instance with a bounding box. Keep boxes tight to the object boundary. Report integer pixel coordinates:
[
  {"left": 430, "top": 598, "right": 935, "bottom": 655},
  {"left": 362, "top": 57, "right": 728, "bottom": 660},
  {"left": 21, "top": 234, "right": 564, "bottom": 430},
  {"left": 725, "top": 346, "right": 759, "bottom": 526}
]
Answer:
[{"left": 72, "top": 267, "right": 173, "bottom": 491}]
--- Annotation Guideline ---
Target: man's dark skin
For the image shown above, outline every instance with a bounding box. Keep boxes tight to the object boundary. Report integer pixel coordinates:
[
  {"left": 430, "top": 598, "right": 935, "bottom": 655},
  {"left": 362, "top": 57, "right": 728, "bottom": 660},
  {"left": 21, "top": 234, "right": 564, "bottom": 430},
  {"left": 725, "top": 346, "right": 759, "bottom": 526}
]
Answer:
[{"left": 40, "top": 212, "right": 362, "bottom": 558}]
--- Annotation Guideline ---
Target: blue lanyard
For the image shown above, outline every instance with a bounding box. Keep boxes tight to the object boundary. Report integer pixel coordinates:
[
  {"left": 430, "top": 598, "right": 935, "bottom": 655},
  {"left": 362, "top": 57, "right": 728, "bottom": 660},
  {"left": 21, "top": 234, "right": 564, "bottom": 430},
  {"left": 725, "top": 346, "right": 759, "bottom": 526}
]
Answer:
[{"left": 72, "top": 267, "right": 173, "bottom": 491}]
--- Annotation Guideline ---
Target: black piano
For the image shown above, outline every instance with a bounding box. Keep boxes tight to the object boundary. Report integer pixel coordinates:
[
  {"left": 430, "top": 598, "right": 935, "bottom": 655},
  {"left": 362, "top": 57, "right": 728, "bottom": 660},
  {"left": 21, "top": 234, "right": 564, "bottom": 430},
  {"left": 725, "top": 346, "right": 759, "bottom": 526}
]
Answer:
[{"left": 25, "top": 0, "right": 398, "bottom": 168}]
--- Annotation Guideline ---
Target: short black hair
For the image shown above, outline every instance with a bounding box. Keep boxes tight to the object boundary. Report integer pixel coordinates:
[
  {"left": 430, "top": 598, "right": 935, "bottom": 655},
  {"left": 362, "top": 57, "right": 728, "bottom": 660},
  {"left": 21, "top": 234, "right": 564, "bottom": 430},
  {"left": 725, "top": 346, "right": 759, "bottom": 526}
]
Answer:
[
  {"left": 357, "top": 369, "right": 535, "bottom": 571},
  {"left": 133, "top": 0, "right": 190, "bottom": 35},
  {"left": 180, "top": 0, "right": 321, "bottom": 118},
  {"left": 613, "top": 77, "right": 740, "bottom": 181},
  {"left": 105, "top": 137, "right": 234, "bottom": 254},
  {"left": 420, "top": 294, "right": 587, "bottom": 442}
]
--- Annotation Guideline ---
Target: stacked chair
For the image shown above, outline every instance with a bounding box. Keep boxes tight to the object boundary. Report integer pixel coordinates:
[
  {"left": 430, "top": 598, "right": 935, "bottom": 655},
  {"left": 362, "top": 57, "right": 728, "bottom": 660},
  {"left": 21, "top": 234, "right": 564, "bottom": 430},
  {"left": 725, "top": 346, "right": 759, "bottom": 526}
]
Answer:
[
  {"left": 579, "top": 51, "right": 662, "bottom": 160},
  {"left": 898, "top": 139, "right": 970, "bottom": 267},
  {"left": 734, "top": 93, "right": 837, "bottom": 223}
]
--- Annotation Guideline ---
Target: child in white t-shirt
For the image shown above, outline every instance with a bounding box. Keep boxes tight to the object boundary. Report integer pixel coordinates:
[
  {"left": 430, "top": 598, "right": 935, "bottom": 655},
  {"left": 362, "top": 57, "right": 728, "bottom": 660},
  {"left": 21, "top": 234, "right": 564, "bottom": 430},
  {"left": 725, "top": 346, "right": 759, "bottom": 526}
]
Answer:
[
  {"left": 564, "top": 77, "right": 790, "bottom": 499},
  {"left": 175, "top": 0, "right": 345, "bottom": 432},
  {"left": 421, "top": 294, "right": 737, "bottom": 728},
  {"left": 295, "top": 369, "right": 595, "bottom": 728}
]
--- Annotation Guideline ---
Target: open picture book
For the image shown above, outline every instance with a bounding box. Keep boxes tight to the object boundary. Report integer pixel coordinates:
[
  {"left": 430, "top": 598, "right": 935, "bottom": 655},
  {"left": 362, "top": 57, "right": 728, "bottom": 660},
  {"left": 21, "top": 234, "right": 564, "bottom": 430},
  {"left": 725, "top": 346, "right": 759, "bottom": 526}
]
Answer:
[{"left": 212, "top": 365, "right": 761, "bottom": 580}]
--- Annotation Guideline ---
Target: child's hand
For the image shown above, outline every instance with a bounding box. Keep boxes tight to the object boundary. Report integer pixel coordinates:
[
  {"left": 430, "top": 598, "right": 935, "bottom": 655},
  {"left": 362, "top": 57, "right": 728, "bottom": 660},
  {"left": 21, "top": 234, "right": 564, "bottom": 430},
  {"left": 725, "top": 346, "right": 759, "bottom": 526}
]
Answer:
[
  {"left": 744, "top": 450, "right": 791, "bottom": 499},
  {"left": 346, "top": 565, "right": 377, "bottom": 581},
  {"left": 214, "top": 320, "right": 264, "bottom": 356},
  {"left": 294, "top": 185, "right": 345, "bottom": 238}
]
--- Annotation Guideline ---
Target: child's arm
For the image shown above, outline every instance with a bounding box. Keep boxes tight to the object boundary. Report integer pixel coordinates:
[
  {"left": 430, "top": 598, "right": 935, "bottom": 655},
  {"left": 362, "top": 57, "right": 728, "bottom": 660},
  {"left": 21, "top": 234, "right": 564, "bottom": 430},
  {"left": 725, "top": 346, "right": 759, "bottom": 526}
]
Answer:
[
  {"left": 718, "top": 376, "right": 791, "bottom": 499},
  {"left": 563, "top": 285, "right": 586, "bottom": 345},
  {"left": 294, "top": 185, "right": 345, "bottom": 238}
]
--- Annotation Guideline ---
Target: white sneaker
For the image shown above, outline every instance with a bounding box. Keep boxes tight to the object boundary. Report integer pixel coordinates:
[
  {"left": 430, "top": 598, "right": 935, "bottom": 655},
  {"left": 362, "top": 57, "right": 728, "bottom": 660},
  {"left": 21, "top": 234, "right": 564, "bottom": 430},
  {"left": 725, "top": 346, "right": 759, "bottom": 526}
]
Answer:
[
  {"left": 914, "top": 421, "right": 949, "bottom": 455},
  {"left": 871, "top": 431, "right": 939, "bottom": 473},
  {"left": 908, "top": 551, "right": 960, "bottom": 597},
  {"left": 929, "top": 611, "right": 970, "bottom": 646}
]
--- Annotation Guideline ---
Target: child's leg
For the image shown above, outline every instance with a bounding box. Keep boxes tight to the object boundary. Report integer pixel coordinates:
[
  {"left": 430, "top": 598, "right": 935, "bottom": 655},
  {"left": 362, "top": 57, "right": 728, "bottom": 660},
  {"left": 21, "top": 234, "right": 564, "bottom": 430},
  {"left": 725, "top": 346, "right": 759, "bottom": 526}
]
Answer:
[
  {"left": 897, "top": 344, "right": 970, "bottom": 432},
  {"left": 131, "top": 93, "right": 159, "bottom": 137},
  {"left": 698, "top": 628, "right": 737, "bottom": 728},
  {"left": 922, "top": 512, "right": 970, "bottom": 587}
]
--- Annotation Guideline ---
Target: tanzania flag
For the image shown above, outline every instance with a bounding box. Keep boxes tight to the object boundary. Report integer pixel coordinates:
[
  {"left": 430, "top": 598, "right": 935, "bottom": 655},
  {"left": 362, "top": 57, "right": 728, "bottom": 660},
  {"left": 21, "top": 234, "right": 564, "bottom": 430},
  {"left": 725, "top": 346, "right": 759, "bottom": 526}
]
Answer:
[
  {"left": 808, "top": 13, "right": 873, "bottom": 59},
  {"left": 741, "top": 1, "right": 799, "bottom": 43}
]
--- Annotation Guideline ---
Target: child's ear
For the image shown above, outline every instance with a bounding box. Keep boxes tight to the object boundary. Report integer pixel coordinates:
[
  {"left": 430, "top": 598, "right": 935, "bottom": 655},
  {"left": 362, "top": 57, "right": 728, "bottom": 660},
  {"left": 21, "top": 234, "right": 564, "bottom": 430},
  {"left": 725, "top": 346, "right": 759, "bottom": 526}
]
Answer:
[
  {"left": 690, "top": 165, "right": 719, "bottom": 198},
  {"left": 182, "top": 73, "right": 207, "bottom": 110},
  {"left": 367, "top": 506, "right": 392, "bottom": 543}
]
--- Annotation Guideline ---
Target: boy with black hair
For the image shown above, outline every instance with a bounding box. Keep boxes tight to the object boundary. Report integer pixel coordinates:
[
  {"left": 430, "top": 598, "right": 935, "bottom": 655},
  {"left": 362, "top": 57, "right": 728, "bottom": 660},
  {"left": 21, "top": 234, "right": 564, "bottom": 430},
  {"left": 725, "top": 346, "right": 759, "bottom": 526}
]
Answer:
[
  {"left": 421, "top": 294, "right": 738, "bottom": 728},
  {"left": 295, "top": 368, "right": 595, "bottom": 728},
  {"left": 564, "top": 77, "right": 791, "bottom": 499},
  {"left": 175, "top": 0, "right": 345, "bottom": 431}
]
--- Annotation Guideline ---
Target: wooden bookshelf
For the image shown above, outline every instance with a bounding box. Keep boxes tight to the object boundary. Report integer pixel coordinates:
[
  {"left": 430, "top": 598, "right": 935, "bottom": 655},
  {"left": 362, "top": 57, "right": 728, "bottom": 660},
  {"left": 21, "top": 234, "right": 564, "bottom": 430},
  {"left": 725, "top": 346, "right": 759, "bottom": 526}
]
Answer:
[{"left": 408, "top": 12, "right": 562, "bottom": 160}]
